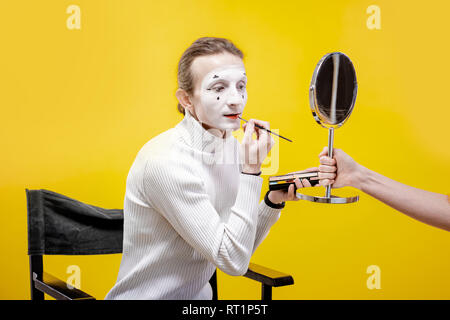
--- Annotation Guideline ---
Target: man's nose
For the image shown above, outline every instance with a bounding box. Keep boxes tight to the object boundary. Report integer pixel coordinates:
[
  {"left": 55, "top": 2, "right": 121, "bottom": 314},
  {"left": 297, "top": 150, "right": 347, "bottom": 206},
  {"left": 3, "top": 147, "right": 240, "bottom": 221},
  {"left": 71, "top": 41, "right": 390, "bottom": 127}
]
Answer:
[{"left": 226, "top": 86, "right": 244, "bottom": 105}]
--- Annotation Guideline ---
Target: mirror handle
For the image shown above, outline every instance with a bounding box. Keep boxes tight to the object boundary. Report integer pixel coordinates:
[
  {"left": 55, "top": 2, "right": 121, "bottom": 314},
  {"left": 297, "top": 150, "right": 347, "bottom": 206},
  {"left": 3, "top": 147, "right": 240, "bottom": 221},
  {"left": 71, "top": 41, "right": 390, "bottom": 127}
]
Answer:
[{"left": 326, "top": 127, "right": 334, "bottom": 198}]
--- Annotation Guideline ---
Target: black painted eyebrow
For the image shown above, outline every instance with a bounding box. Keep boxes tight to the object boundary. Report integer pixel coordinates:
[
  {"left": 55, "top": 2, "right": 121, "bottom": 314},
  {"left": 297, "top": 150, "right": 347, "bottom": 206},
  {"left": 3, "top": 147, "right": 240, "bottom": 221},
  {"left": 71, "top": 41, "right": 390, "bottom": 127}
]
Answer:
[{"left": 211, "top": 72, "right": 246, "bottom": 80}]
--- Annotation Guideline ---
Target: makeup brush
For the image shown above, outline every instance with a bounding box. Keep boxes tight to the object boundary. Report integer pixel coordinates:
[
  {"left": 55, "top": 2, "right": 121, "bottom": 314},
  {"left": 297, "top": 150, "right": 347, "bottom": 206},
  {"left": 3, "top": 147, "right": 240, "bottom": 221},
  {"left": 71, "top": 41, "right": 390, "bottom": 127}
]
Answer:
[{"left": 238, "top": 116, "right": 293, "bottom": 142}]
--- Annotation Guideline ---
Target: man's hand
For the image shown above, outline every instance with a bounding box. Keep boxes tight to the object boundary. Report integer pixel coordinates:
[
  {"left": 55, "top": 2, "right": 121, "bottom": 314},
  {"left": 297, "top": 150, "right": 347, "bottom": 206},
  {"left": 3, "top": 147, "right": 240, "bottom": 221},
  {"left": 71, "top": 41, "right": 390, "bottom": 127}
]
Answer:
[{"left": 240, "top": 119, "right": 275, "bottom": 174}]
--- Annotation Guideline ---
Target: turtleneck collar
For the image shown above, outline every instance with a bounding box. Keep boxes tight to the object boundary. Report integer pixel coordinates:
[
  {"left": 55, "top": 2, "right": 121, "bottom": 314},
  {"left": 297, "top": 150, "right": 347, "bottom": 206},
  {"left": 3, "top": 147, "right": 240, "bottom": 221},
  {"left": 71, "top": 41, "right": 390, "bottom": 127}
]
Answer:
[{"left": 175, "top": 110, "right": 237, "bottom": 155}]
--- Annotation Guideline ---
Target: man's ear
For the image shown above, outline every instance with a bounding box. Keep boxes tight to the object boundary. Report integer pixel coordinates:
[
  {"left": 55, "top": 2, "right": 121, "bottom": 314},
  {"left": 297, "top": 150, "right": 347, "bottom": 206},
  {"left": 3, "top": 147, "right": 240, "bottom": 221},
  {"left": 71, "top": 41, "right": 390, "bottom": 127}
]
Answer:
[{"left": 175, "top": 88, "right": 194, "bottom": 114}]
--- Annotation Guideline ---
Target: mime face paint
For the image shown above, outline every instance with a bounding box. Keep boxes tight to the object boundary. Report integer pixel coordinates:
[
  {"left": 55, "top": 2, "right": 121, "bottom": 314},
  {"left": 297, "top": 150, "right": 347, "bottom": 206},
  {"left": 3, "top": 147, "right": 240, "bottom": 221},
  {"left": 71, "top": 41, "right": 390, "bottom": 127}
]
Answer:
[{"left": 193, "top": 64, "right": 248, "bottom": 133}]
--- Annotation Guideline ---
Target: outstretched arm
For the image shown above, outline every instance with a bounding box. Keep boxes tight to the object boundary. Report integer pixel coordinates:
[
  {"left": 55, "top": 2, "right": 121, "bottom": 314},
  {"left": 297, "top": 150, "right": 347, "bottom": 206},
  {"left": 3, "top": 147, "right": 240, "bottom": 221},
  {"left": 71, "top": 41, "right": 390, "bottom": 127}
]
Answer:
[{"left": 319, "top": 147, "right": 450, "bottom": 232}]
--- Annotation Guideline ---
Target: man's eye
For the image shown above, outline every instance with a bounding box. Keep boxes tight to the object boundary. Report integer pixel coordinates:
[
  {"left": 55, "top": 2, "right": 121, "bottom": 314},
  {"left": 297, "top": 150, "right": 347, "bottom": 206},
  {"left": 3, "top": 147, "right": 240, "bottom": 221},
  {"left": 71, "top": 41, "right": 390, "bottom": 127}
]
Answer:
[
  {"left": 213, "top": 86, "right": 225, "bottom": 93},
  {"left": 238, "top": 84, "right": 246, "bottom": 90}
]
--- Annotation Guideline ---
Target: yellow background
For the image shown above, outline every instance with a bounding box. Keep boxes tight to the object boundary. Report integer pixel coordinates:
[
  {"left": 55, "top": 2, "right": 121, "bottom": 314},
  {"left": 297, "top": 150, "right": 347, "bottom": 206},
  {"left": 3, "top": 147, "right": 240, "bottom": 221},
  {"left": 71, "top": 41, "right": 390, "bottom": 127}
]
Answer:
[{"left": 1, "top": 0, "right": 449, "bottom": 299}]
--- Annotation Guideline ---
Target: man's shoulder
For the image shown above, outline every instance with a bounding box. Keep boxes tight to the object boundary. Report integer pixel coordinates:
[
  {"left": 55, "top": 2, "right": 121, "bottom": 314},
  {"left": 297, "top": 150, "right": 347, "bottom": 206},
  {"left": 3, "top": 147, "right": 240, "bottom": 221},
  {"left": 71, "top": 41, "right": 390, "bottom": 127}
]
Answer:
[
  {"left": 139, "top": 128, "right": 178, "bottom": 156},
  {"left": 140, "top": 150, "right": 203, "bottom": 191},
  {"left": 137, "top": 132, "right": 193, "bottom": 172},
  {"left": 125, "top": 129, "right": 178, "bottom": 177}
]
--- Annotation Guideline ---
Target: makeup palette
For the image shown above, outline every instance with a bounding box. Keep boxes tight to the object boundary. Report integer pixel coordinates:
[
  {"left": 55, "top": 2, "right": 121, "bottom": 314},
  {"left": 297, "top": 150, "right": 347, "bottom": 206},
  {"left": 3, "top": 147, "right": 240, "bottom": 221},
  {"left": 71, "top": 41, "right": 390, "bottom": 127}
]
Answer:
[{"left": 269, "top": 171, "right": 319, "bottom": 192}]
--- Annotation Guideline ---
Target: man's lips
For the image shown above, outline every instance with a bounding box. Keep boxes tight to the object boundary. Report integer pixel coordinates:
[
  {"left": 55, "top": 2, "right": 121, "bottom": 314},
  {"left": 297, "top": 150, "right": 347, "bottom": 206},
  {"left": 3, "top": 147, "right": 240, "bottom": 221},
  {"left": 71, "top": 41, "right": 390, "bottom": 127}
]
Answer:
[{"left": 224, "top": 113, "right": 240, "bottom": 119}]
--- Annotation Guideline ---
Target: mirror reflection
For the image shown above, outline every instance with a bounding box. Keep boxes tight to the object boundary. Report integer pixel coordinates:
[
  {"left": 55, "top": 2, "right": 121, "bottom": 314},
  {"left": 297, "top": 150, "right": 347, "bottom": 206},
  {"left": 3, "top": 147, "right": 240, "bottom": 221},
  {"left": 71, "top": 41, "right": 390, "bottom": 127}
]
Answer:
[{"left": 311, "top": 52, "right": 357, "bottom": 127}]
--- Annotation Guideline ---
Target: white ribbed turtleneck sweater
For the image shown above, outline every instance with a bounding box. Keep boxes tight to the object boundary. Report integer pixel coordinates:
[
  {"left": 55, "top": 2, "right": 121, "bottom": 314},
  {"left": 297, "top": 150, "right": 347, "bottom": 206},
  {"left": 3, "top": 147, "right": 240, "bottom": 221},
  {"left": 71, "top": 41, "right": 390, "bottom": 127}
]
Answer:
[{"left": 105, "top": 111, "right": 282, "bottom": 300}]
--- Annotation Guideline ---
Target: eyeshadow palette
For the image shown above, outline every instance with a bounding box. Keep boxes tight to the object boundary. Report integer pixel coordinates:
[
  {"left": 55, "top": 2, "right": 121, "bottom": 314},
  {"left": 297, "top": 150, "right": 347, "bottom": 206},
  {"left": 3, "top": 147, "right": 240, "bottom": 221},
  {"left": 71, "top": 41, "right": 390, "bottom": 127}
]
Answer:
[{"left": 269, "top": 171, "right": 319, "bottom": 192}]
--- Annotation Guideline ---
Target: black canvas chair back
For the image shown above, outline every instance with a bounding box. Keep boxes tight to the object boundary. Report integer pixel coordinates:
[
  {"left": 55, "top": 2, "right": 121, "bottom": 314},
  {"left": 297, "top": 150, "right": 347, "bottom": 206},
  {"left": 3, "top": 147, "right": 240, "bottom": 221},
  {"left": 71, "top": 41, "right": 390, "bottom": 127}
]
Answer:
[{"left": 26, "top": 189, "right": 123, "bottom": 256}]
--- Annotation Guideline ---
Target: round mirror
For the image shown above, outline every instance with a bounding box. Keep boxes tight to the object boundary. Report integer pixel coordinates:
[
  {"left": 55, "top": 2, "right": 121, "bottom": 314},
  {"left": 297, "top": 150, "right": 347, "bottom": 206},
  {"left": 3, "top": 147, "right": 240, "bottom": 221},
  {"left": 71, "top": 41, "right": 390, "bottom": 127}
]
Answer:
[{"left": 309, "top": 52, "right": 357, "bottom": 128}]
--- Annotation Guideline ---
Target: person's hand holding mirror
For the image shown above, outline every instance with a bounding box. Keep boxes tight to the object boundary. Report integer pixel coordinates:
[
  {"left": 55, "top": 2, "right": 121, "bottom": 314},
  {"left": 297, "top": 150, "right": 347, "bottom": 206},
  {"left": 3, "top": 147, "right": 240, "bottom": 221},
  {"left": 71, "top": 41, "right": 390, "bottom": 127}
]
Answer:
[
  {"left": 318, "top": 146, "right": 359, "bottom": 189},
  {"left": 318, "top": 147, "right": 450, "bottom": 232}
]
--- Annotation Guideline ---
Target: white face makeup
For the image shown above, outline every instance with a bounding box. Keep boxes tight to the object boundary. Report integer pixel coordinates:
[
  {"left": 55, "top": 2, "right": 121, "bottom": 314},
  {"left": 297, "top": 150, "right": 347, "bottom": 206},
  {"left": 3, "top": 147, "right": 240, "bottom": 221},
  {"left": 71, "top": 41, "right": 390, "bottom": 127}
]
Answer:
[{"left": 194, "top": 64, "right": 247, "bottom": 134}]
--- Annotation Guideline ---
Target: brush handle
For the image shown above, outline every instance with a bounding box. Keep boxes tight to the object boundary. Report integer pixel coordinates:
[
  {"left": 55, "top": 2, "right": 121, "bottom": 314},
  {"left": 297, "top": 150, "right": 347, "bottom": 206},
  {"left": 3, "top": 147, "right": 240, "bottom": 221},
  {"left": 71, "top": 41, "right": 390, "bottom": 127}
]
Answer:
[{"left": 240, "top": 117, "right": 293, "bottom": 142}]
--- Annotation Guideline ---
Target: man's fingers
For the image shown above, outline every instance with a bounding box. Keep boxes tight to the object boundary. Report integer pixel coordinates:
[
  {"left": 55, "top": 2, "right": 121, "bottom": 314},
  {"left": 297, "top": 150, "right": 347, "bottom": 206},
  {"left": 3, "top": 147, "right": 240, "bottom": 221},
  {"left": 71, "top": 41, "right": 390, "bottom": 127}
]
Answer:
[
  {"left": 242, "top": 120, "right": 255, "bottom": 143},
  {"left": 301, "top": 178, "right": 311, "bottom": 188},
  {"left": 251, "top": 119, "right": 270, "bottom": 141},
  {"left": 251, "top": 119, "right": 270, "bottom": 130},
  {"left": 288, "top": 183, "right": 295, "bottom": 200},
  {"left": 243, "top": 119, "right": 271, "bottom": 142},
  {"left": 254, "top": 125, "right": 269, "bottom": 141},
  {"left": 294, "top": 178, "right": 302, "bottom": 189}
]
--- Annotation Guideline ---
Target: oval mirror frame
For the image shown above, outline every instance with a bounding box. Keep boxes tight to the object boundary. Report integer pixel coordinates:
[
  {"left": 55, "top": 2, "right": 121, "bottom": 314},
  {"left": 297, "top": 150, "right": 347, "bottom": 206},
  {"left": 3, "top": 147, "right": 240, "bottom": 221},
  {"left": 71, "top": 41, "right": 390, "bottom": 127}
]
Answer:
[{"left": 309, "top": 52, "right": 358, "bottom": 129}]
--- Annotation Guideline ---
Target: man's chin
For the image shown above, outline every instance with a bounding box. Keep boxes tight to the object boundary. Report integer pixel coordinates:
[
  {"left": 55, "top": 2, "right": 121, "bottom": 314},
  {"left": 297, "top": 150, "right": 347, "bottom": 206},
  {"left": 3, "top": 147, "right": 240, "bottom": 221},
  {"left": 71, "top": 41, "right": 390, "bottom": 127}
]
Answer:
[
  {"left": 200, "top": 121, "right": 240, "bottom": 137},
  {"left": 221, "top": 125, "right": 240, "bottom": 134}
]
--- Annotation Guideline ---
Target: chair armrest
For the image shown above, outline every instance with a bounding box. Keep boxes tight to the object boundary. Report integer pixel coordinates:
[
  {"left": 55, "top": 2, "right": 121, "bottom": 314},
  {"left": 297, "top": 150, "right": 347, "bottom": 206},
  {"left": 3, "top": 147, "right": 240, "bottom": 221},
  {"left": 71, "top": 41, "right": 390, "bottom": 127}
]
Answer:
[
  {"left": 243, "top": 262, "right": 294, "bottom": 287},
  {"left": 33, "top": 272, "right": 95, "bottom": 300}
]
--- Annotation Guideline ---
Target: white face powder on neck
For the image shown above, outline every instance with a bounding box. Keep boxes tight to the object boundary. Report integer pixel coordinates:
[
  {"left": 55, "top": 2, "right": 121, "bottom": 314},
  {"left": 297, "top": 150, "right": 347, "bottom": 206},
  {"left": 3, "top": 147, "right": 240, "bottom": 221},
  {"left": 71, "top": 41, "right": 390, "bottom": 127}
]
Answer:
[{"left": 194, "top": 64, "right": 247, "bottom": 134}]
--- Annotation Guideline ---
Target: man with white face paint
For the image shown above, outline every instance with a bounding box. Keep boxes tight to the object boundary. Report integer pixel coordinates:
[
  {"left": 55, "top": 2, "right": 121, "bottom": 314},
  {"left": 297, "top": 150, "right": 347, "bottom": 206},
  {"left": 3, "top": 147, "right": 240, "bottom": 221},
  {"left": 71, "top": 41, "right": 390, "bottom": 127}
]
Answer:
[
  {"left": 183, "top": 55, "right": 277, "bottom": 173},
  {"left": 105, "top": 38, "right": 336, "bottom": 300},
  {"left": 195, "top": 64, "right": 248, "bottom": 135},
  {"left": 188, "top": 64, "right": 250, "bottom": 166}
]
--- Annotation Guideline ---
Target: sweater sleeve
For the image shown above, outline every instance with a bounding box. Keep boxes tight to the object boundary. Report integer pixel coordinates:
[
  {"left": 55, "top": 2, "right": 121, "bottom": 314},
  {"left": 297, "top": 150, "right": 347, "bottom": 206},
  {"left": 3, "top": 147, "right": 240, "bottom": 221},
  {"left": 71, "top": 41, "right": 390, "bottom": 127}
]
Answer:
[
  {"left": 252, "top": 200, "right": 282, "bottom": 254},
  {"left": 142, "top": 156, "right": 263, "bottom": 276}
]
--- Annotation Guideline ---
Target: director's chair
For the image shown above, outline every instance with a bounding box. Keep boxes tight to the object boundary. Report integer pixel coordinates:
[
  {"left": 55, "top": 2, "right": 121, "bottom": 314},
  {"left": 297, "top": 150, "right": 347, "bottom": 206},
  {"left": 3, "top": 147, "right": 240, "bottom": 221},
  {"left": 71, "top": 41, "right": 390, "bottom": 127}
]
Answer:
[{"left": 26, "top": 189, "right": 294, "bottom": 300}]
